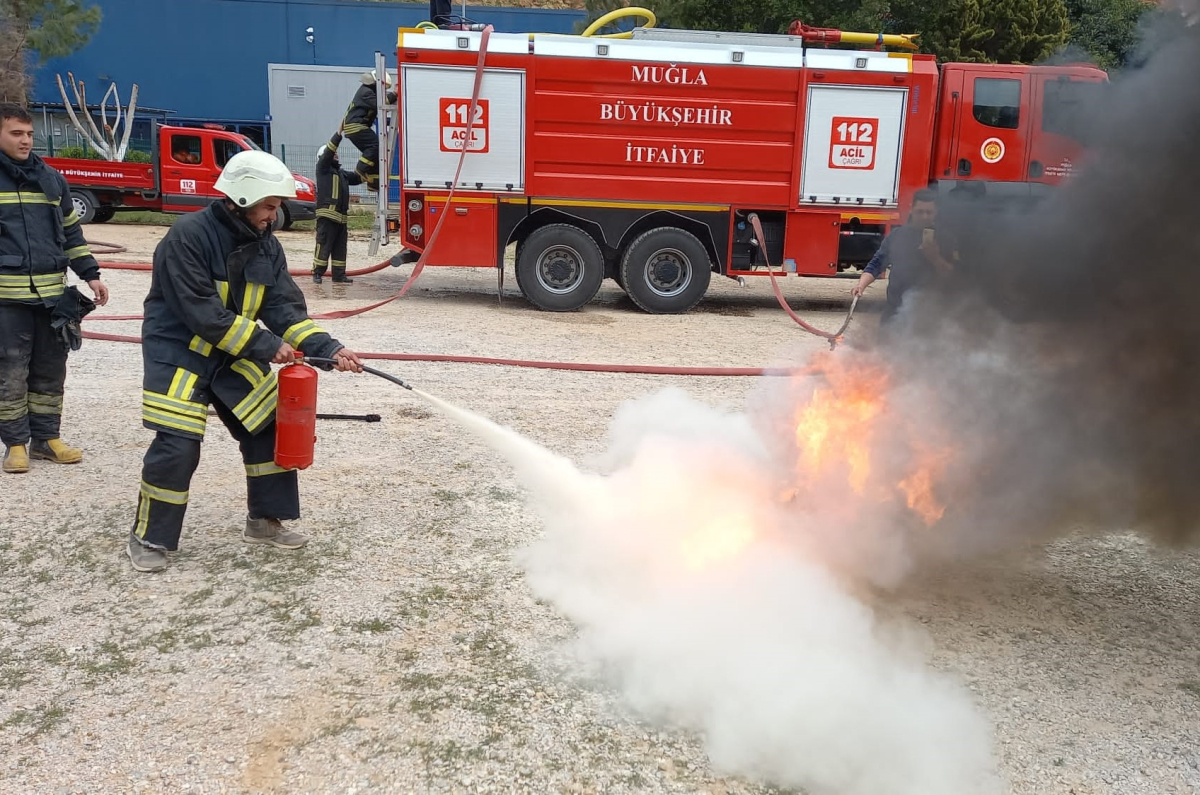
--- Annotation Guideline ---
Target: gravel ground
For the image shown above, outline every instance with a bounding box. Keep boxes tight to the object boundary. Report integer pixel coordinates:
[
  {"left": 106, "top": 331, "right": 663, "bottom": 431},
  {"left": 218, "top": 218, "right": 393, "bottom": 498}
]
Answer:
[{"left": 1, "top": 222, "right": 1197, "bottom": 795}]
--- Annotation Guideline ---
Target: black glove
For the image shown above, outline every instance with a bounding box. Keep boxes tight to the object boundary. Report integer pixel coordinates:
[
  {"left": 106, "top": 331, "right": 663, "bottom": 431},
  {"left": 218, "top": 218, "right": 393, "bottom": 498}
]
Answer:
[{"left": 49, "top": 286, "right": 96, "bottom": 352}]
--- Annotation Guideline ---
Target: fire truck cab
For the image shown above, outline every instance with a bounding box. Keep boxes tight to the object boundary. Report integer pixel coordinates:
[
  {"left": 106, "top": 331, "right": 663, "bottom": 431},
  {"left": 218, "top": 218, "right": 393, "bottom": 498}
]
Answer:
[{"left": 374, "top": 23, "right": 1104, "bottom": 313}]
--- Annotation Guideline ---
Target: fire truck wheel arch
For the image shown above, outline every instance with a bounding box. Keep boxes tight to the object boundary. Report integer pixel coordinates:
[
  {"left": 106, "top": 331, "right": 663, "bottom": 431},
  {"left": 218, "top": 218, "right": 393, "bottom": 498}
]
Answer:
[
  {"left": 619, "top": 227, "right": 712, "bottom": 315},
  {"left": 514, "top": 224, "right": 606, "bottom": 312}
]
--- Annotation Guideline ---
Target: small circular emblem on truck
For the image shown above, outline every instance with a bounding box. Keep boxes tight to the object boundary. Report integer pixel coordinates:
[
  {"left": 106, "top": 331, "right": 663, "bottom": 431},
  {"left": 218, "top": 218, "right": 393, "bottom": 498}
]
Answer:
[{"left": 981, "top": 137, "right": 1005, "bottom": 164}]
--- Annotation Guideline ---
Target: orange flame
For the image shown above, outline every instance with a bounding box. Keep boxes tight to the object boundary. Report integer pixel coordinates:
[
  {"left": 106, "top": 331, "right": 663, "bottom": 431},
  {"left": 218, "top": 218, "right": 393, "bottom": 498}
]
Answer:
[{"left": 789, "top": 353, "right": 952, "bottom": 526}]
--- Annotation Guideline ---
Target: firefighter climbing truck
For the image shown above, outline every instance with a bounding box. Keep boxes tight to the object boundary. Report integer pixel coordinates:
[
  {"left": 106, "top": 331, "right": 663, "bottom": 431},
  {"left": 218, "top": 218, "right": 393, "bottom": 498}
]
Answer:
[{"left": 370, "top": 18, "right": 1105, "bottom": 313}]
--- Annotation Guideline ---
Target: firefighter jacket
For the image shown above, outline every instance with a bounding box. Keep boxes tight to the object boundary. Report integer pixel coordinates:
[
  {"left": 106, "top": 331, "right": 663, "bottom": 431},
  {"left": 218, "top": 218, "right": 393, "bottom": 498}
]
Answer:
[
  {"left": 315, "top": 132, "right": 363, "bottom": 224},
  {"left": 0, "top": 151, "right": 99, "bottom": 306},
  {"left": 140, "top": 200, "right": 344, "bottom": 441},
  {"left": 342, "top": 84, "right": 396, "bottom": 135}
]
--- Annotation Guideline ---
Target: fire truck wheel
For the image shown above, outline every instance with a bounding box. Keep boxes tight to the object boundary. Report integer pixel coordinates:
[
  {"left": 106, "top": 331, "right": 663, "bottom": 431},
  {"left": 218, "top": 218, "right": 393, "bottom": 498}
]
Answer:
[
  {"left": 70, "top": 190, "right": 97, "bottom": 225},
  {"left": 619, "top": 227, "right": 712, "bottom": 314},
  {"left": 516, "top": 225, "right": 605, "bottom": 312},
  {"left": 92, "top": 207, "right": 116, "bottom": 224}
]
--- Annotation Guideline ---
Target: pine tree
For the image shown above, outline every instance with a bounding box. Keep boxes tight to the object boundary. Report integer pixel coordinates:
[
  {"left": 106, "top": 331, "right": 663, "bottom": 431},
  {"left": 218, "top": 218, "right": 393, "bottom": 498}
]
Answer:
[{"left": 0, "top": 0, "right": 101, "bottom": 105}]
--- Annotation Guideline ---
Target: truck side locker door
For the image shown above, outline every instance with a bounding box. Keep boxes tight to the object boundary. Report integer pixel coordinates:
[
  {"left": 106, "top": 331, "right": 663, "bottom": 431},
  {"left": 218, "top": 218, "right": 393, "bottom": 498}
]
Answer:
[
  {"left": 950, "top": 68, "right": 1032, "bottom": 194},
  {"left": 1026, "top": 74, "right": 1103, "bottom": 196},
  {"left": 161, "top": 130, "right": 210, "bottom": 213}
]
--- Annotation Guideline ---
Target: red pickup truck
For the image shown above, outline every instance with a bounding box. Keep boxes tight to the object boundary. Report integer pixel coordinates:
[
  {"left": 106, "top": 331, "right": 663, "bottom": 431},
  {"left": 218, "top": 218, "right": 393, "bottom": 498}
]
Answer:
[{"left": 45, "top": 124, "right": 317, "bottom": 229}]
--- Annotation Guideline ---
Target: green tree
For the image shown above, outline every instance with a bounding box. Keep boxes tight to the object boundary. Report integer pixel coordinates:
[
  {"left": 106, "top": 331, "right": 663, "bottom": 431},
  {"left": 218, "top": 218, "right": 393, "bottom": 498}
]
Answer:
[
  {"left": 1063, "top": 0, "right": 1151, "bottom": 68},
  {"left": 1, "top": 0, "right": 101, "bottom": 105}
]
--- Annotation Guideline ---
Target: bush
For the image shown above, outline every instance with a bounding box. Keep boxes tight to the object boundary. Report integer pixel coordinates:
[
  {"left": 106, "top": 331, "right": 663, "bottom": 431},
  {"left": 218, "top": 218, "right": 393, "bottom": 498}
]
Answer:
[
  {"left": 124, "top": 150, "right": 152, "bottom": 163},
  {"left": 55, "top": 146, "right": 100, "bottom": 160}
]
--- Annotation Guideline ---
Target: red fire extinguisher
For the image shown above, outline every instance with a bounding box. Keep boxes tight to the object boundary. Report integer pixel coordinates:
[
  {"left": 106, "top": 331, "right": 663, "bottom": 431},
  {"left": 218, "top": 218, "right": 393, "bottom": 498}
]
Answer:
[{"left": 275, "top": 353, "right": 318, "bottom": 470}]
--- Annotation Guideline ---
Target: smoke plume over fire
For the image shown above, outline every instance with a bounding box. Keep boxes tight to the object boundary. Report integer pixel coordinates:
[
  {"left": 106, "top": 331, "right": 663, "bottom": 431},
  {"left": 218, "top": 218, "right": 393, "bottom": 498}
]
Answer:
[{"left": 414, "top": 11, "right": 1199, "bottom": 795}]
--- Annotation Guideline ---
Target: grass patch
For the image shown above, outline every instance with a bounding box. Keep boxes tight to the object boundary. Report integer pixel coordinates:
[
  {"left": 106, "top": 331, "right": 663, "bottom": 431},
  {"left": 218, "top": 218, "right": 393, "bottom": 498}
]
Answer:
[
  {"left": 80, "top": 641, "right": 136, "bottom": 678},
  {"left": 1180, "top": 681, "right": 1200, "bottom": 699},
  {"left": 107, "top": 211, "right": 175, "bottom": 226},
  {"left": 2, "top": 703, "right": 68, "bottom": 739},
  {"left": 351, "top": 617, "right": 393, "bottom": 634},
  {"left": 432, "top": 488, "right": 464, "bottom": 505}
]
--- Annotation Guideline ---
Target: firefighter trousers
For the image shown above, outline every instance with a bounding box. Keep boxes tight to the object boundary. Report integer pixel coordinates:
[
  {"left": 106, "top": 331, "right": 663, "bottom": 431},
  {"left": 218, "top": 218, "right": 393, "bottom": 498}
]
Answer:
[
  {"left": 313, "top": 218, "right": 349, "bottom": 278},
  {"left": 346, "top": 128, "right": 379, "bottom": 189},
  {"left": 131, "top": 397, "right": 299, "bottom": 551},
  {"left": 0, "top": 303, "right": 68, "bottom": 447}
]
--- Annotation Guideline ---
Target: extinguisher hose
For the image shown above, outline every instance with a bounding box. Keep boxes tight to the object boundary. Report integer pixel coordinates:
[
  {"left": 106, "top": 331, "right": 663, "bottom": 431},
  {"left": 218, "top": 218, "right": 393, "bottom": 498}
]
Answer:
[
  {"left": 299, "top": 357, "right": 413, "bottom": 391},
  {"left": 748, "top": 213, "right": 859, "bottom": 348}
]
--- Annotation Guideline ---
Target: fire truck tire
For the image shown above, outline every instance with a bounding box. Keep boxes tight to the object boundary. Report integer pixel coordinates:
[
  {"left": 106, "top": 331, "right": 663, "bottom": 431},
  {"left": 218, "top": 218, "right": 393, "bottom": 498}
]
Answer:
[
  {"left": 92, "top": 207, "right": 116, "bottom": 224},
  {"left": 515, "top": 225, "right": 605, "bottom": 312},
  {"left": 619, "top": 227, "right": 711, "bottom": 314},
  {"left": 70, "top": 190, "right": 97, "bottom": 225}
]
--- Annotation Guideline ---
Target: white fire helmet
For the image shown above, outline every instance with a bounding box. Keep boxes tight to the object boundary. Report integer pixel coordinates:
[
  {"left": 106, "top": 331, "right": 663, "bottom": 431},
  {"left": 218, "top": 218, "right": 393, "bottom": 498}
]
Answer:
[
  {"left": 361, "top": 69, "right": 392, "bottom": 87},
  {"left": 214, "top": 150, "right": 297, "bottom": 208}
]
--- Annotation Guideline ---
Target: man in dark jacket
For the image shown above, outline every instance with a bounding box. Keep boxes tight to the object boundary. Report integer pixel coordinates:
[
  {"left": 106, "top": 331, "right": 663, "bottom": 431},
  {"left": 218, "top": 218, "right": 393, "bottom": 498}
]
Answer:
[
  {"left": 0, "top": 102, "right": 110, "bottom": 475},
  {"left": 851, "top": 189, "right": 959, "bottom": 325},
  {"left": 312, "top": 126, "right": 363, "bottom": 284},
  {"left": 127, "top": 149, "right": 363, "bottom": 573},
  {"left": 342, "top": 70, "right": 396, "bottom": 191}
]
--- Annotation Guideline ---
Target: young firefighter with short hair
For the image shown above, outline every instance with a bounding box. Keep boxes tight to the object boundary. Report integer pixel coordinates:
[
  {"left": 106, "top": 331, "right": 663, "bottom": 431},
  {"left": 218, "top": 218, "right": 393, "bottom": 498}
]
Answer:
[
  {"left": 127, "top": 150, "right": 364, "bottom": 573},
  {"left": 312, "top": 126, "right": 362, "bottom": 284},
  {"left": 0, "top": 102, "right": 110, "bottom": 474}
]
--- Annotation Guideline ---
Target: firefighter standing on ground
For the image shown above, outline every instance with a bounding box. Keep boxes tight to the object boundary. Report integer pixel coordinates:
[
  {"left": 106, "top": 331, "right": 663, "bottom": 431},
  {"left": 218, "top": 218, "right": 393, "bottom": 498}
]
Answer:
[
  {"left": 127, "top": 150, "right": 363, "bottom": 573},
  {"left": 851, "top": 189, "right": 959, "bottom": 324},
  {"left": 0, "top": 102, "right": 109, "bottom": 475},
  {"left": 342, "top": 70, "right": 395, "bottom": 192},
  {"left": 312, "top": 125, "right": 362, "bottom": 284}
]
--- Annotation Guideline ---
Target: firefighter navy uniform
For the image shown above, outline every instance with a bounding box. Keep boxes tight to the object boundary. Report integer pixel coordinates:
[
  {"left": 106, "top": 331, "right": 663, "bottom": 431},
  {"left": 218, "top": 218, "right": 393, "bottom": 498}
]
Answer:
[
  {"left": 312, "top": 132, "right": 362, "bottom": 283},
  {"left": 0, "top": 150, "right": 99, "bottom": 454},
  {"left": 132, "top": 199, "right": 345, "bottom": 551},
  {"left": 342, "top": 79, "right": 395, "bottom": 191}
]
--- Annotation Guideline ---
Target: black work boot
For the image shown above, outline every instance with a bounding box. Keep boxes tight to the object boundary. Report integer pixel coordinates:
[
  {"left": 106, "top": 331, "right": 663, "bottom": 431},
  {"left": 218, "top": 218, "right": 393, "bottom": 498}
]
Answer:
[
  {"left": 332, "top": 268, "right": 353, "bottom": 284},
  {"left": 312, "top": 271, "right": 323, "bottom": 284}
]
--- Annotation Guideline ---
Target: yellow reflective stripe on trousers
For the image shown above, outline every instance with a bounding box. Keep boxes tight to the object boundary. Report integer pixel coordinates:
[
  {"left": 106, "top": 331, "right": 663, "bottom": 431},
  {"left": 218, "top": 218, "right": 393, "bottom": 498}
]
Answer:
[
  {"left": 27, "top": 392, "right": 62, "bottom": 414},
  {"left": 316, "top": 208, "right": 348, "bottom": 223},
  {"left": 65, "top": 245, "right": 92, "bottom": 260},
  {"left": 140, "top": 479, "right": 189, "bottom": 505},
  {"left": 0, "top": 191, "right": 54, "bottom": 204},
  {"left": 283, "top": 319, "right": 324, "bottom": 348},
  {"left": 242, "top": 283, "right": 266, "bottom": 321},
  {"left": 246, "top": 461, "right": 290, "bottom": 477},
  {"left": 188, "top": 335, "right": 214, "bottom": 357},
  {"left": 216, "top": 315, "right": 256, "bottom": 356},
  {"left": 0, "top": 398, "right": 26, "bottom": 421},
  {"left": 343, "top": 123, "right": 368, "bottom": 134}
]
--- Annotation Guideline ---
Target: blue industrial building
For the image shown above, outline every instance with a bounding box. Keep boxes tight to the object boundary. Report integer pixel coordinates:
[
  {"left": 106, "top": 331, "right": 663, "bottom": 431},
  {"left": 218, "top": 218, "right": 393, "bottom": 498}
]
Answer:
[{"left": 32, "top": 0, "right": 586, "bottom": 141}]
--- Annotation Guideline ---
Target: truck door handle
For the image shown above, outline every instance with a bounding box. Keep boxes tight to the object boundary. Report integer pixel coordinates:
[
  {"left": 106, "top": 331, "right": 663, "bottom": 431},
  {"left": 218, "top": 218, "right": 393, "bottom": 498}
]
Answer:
[
  {"left": 1029, "top": 160, "right": 1044, "bottom": 178},
  {"left": 957, "top": 158, "right": 972, "bottom": 176},
  {"left": 455, "top": 207, "right": 468, "bottom": 216}
]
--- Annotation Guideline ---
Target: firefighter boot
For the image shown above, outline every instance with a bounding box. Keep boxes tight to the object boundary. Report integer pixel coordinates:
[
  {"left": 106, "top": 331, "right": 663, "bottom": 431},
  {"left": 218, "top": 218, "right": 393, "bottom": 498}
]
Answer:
[
  {"left": 3, "top": 444, "right": 29, "bottom": 474},
  {"left": 30, "top": 438, "right": 83, "bottom": 465},
  {"left": 126, "top": 534, "right": 169, "bottom": 573},
  {"left": 332, "top": 267, "right": 354, "bottom": 284},
  {"left": 312, "top": 271, "right": 323, "bottom": 285},
  {"left": 244, "top": 517, "right": 309, "bottom": 549}
]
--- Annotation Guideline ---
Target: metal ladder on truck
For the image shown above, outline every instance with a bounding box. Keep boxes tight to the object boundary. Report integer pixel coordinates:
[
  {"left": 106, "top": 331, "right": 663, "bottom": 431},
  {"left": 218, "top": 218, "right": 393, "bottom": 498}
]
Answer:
[{"left": 369, "top": 51, "right": 400, "bottom": 259}]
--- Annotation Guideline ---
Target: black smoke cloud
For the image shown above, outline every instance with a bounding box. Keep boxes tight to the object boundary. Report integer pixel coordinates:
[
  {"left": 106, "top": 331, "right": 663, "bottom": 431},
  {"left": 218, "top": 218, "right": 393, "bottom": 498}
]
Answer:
[{"left": 877, "top": 12, "right": 1200, "bottom": 550}]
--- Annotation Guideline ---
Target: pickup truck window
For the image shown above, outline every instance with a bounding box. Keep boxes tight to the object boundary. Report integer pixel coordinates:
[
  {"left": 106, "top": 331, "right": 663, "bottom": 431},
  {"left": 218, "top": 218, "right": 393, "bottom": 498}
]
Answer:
[
  {"left": 214, "top": 138, "right": 247, "bottom": 168},
  {"left": 171, "top": 135, "right": 203, "bottom": 164}
]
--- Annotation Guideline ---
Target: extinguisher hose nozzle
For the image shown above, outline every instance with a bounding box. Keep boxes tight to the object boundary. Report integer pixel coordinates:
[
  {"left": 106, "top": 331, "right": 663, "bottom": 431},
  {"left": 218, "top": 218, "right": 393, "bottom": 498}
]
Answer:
[{"left": 299, "top": 357, "right": 414, "bottom": 391}]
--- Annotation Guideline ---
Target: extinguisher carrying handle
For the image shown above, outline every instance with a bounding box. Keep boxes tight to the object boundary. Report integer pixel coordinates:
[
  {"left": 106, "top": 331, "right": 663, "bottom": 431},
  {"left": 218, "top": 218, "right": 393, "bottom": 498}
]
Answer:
[{"left": 297, "top": 356, "right": 414, "bottom": 391}]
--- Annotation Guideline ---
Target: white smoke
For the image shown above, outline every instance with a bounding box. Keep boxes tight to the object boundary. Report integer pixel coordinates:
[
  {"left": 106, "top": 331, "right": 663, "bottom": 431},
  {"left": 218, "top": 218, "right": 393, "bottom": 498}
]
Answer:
[{"left": 414, "top": 385, "right": 1002, "bottom": 795}]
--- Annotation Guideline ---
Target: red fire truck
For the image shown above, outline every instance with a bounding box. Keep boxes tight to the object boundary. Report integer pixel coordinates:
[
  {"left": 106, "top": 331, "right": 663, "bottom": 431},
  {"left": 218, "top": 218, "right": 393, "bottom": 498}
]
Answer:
[
  {"left": 45, "top": 124, "right": 317, "bottom": 229},
  {"left": 373, "top": 20, "right": 1105, "bottom": 313}
]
